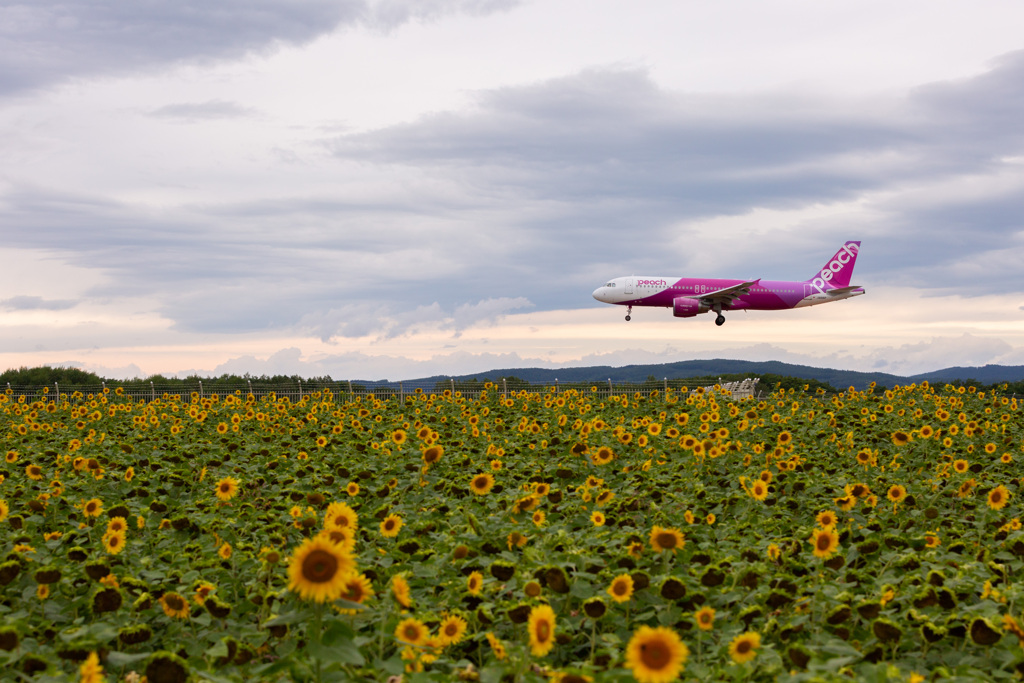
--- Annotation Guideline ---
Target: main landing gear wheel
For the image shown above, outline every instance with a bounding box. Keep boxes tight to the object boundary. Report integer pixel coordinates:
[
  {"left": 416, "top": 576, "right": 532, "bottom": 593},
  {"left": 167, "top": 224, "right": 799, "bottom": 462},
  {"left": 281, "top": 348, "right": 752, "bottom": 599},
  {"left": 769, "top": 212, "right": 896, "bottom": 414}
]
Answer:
[
  {"left": 715, "top": 314, "right": 725, "bottom": 326},
  {"left": 625, "top": 306, "right": 632, "bottom": 322}
]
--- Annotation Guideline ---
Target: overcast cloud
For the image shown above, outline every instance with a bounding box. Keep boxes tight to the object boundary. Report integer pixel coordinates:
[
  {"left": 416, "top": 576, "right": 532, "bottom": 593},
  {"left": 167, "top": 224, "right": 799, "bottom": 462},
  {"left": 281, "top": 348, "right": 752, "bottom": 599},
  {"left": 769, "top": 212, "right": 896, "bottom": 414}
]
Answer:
[{"left": 1, "top": 0, "right": 1023, "bottom": 379}]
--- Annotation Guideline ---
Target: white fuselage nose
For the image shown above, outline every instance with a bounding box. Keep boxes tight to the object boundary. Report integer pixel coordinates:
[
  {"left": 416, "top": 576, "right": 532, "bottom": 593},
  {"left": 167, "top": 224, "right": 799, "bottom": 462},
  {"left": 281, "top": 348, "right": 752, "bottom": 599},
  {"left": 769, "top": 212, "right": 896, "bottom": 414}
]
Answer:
[{"left": 592, "top": 279, "right": 623, "bottom": 303}]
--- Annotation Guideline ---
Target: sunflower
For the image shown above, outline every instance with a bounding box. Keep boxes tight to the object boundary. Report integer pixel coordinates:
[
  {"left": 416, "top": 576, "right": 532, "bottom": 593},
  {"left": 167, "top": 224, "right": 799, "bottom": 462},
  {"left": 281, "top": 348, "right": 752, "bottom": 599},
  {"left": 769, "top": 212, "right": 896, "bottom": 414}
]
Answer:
[
  {"left": 988, "top": 485, "right": 1010, "bottom": 511},
  {"left": 470, "top": 473, "right": 495, "bottom": 495},
  {"left": 124, "top": 467, "right": 134, "bottom": 482},
  {"left": 218, "top": 543, "right": 232, "bottom": 560},
  {"left": 891, "top": 431, "right": 912, "bottom": 446},
  {"left": 346, "top": 481, "right": 360, "bottom": 496},
  {"left": 810, "top": 528, "right": 840, "bottom": 559},
  {"left": 467, "top": 571, "right": 484, "bottom": 596},
  {"left": 816, "top": 510, "right": 837, "bottom": 529},
  {"left": 324, "top": 502, "right": 359, "bottom": 531},
  {"left": 380, "top": 514, "right": 403, "bottom": 538},
  {"left": 749, "top": 480, "right": 768, "bottom": 501},
  {"left": 591, "top": 447, "right": 614, "bottom": 466},
  {"left": 777, "top": 431, "right": 792, "bottom": 445},
  {"left": 395, "top": 617, "right": 428, "bottom": 646},
  {"left": 339, "top": 572, "right": 374, "bottom": 605},
  {"left": 649, "top": 525, "right": 686, "bottom": 554},
  {"left": 160, "top": 591, "right": 191, "bottom": 619},
  {"left": 25, "top": 464, "right": 43, "bottom": 481},
  {"left": 648, "top": 423, "right": 662, "bottom": 436},
  {"left": 286, "top": 536, "right": 356, "bottom": 603},
  {"left": 392, "top": 573, "right": 413, "bottom": 608},
  {"left": 507, "top": 531, "right": 528, "bottom": 550},
  {"left": 607, "top": 574, "right": 634, "bottom": 603},
  {"left": 591, "top": 511, "right": 606, "bottom": 527},
  {"left": 422, "top": 445, "right": 444, "bottom": 465},
  {"left": 532, "top": 510, "right": 546, "bottom": 527},
  {"left": 320, "top": 527, "right": 357, "bottom": 553},
  {"left": 215, "top": 477, "right": 239, "bottom": 502},
  {"left": 919, "top": 425, "right": 934, "bottom": 438},
  {"left": 887, "top": 485, "right": 907, "bottom": 503},
  {"left": 624, "top": 625, "right": 689, "bottom": 683},
  {"left": 83, "top": 498, "right": 103, "bottom": 518},
  {"left": 953, "top": 459, "right": 969, "bottom": 474},
  {"left": 392, "top": 429, "right": 408, "bottom": 446},
  {"left": 107, "top": 517, "right": 128, "bottom": 534},
  {"left": 694, "top": 606, "right": 715, "bottom": 631},
  {"left": 527, "top": 604, "right": 556, "bottom": 657},
  {"left": 80, "top": 651, "right": 104, "bottom": 683},
  {"left": 728, "top": 631, "right": 761, "bottom": 664},
  {"left": 595, "top": 489, "right": 614, "bottom": 506},
  {"left": 486, "top": 631, "right": 508, "bottom": 660},
  {"left": 438, "top": 614, "right": 469, "bottom": 646}
]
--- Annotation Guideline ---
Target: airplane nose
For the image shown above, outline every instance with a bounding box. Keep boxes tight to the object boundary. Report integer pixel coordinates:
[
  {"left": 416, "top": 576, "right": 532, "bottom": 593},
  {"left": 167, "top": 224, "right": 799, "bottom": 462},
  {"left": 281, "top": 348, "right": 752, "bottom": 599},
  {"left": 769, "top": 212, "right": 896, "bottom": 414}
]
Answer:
[{"left": 592, "top": 287, "right": 604, "bottom": 302}]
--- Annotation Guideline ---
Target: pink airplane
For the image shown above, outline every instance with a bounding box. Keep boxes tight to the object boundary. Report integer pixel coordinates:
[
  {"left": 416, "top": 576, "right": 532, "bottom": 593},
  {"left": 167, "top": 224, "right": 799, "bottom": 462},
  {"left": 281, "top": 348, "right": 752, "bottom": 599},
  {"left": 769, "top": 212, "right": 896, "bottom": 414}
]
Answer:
[{"left": 593, "top": 241, "right": 864, "bottom": 325}]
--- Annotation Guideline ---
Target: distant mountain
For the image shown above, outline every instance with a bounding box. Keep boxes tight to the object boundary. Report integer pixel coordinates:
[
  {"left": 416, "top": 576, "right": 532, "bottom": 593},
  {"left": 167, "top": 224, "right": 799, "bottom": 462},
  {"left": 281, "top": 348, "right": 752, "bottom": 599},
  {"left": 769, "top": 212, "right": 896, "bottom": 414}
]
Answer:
[
  {"left": 909, "top": 364, "right": 1024, "bottom": 385},
  {"left": 397, "top": 360, "right": 1024, "bottom": 391}
]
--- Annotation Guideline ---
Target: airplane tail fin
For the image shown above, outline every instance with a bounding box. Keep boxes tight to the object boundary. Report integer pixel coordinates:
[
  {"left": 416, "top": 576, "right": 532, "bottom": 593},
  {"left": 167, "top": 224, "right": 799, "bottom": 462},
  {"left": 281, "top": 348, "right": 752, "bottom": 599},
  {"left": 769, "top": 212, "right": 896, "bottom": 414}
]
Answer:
[{"left": 807, "top": 241, "right": 860, "bottom": 292}]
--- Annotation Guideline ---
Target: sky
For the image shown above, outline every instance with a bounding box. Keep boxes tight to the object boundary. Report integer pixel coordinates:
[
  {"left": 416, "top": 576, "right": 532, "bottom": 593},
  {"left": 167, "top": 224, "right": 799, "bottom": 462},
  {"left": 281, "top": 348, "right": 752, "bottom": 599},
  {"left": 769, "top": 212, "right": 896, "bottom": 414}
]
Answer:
[{"left": 1, "top": 0, "right": 1024, "bottom": 381}]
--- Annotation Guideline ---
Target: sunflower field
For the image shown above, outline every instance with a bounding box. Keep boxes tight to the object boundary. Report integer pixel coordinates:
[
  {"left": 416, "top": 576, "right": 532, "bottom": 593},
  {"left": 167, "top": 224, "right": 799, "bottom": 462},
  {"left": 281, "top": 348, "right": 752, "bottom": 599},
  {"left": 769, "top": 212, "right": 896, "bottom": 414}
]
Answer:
[{"left": 1, "top": 380, "right": 1023, "bottom": 682}]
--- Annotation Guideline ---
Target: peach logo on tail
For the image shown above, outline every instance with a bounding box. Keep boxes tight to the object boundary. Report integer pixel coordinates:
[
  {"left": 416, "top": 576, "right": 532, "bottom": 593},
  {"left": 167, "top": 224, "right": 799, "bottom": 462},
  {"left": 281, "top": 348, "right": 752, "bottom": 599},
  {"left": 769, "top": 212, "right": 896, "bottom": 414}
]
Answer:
[{"left": 811, "top": 243, "right": 859, "bottom": 294}]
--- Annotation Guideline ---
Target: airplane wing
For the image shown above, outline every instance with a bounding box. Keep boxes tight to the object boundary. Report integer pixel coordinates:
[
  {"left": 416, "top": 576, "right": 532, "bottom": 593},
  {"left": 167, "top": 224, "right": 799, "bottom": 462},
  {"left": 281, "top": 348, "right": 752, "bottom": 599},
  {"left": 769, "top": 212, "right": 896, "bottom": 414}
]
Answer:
[{"left": 698, "top": 280, "right": 760, "bottom": 307}]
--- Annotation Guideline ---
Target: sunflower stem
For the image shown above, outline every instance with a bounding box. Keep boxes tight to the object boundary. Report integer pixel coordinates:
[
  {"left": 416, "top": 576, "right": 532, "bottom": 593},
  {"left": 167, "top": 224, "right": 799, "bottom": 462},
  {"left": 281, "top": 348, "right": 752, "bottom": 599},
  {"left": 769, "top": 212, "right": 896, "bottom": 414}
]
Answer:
[
  {"left": 589, "top": 618, "right": 597, "bottom": 663},
  {"left": 312, "top": 601, "right": 323, "bottom": 683}
]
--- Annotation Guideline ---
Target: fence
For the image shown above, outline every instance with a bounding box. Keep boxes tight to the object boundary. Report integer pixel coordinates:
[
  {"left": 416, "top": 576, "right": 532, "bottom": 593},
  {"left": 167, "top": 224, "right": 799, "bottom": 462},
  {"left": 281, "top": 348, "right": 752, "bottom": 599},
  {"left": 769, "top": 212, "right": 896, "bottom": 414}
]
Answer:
[{"left": 3, "top": 377, "right": 762, "bottom": 403}]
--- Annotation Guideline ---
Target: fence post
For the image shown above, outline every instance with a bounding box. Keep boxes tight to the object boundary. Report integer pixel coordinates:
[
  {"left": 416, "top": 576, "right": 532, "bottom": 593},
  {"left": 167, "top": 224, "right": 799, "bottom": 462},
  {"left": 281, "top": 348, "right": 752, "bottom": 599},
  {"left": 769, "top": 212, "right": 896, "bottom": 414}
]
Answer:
[
  {"left": 54, "top": 382, "right": 59, "bottom": 402},
  {"left": 554, "top": 378, "right": 559, "bottom": 394},
  {"left": 348, "top": 380, "right": 353, "bottom": 400},
  {"left": 298, "top": 379, "right": 302, "bottom": 400},
  {"left": 247, "top": 380, "right": 252, "bottom": 399},
  {"left": 450, "top": 378, "right": 455, "bottom": 394},
  {"left": 198, "top": 380, "right": 203, "bottom": 400},
  {"left": 664, "top": 377, "right": 668, "bottom": 402},
  {"left": 400, "top": 382, "right": 404, "bottom": 403},
  {"left": 151, "top": 381, "right": 155, "bottom": 402},
  {"left": 502, "top": 378, "right": 507, "bottom": 398},
  {"left": 608, "top": 378, "right": 613, "bottom": 397}
]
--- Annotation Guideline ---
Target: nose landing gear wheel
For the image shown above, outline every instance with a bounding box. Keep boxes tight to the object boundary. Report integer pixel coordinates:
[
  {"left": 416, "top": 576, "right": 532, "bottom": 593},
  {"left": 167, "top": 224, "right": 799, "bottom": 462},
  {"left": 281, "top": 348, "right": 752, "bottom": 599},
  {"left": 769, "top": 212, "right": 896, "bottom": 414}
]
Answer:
[{"left": 715, "top": 314, "right": 725, "bottom": 326}]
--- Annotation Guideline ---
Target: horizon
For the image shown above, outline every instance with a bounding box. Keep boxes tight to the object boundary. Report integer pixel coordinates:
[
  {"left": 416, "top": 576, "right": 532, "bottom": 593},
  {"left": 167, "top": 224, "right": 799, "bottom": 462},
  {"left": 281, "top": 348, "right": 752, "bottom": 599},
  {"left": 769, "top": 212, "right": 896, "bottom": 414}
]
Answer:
[
  {"left": 5, "top": 356, "right": 1021, "bottom": 386},
  {"left": 3, "top": 1, "right": 1024, "bottom": 379}
]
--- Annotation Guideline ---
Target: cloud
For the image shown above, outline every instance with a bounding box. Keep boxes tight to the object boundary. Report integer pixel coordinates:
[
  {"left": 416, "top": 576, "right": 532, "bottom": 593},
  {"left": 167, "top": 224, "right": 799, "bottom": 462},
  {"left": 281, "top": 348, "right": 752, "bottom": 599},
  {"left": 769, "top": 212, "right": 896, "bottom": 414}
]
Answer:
[
  {"left": 2, "top": 53, "right": 1023, "bottom": 340},
  {"left": 0, "top": 295, "right": 77, "bottom": 311},
  {"left": 0, "top": 0, "right": 523, "bottom": 96},
  {"left": 148, "top": 100, "right": 258, "bottom": 121}
]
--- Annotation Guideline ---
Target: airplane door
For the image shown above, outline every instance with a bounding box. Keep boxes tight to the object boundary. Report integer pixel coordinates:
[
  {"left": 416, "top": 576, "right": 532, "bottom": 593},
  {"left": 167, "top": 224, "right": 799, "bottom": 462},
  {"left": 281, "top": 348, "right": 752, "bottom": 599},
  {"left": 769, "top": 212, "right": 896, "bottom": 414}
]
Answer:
[{"left": 625, "top": 278, "right": 633, "bottom": 295}]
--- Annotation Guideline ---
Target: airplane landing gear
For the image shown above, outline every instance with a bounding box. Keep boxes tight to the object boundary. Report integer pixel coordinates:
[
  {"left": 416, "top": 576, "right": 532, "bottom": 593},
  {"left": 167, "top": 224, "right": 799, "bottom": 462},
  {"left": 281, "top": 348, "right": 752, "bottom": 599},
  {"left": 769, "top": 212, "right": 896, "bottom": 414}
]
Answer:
[
  {"left": 625, "top": 306, "right": 632, "bottom": 322},
  {"left": 715, "top": 314, "right": 725, "bottom": 326}
]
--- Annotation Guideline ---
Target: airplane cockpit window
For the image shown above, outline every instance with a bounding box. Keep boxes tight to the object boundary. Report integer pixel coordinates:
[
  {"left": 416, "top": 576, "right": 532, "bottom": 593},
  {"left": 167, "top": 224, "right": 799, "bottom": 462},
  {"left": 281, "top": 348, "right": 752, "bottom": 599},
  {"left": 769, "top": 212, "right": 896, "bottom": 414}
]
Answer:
[{"left": 605, "top": 282, "right": 616, "bottom": 287}]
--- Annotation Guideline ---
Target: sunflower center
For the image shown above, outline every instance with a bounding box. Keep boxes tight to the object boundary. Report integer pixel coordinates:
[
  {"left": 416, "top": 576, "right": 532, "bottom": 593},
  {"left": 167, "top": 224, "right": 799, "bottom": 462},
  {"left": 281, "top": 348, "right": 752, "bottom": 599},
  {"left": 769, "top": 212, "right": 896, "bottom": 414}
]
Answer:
[
  {"left": 817, "top": 535, "right": 831, "bottom": 551},
  {"left": 656, "top": 532, "right": 677, "bottom": 549},
  {"left": 403, "top": 625, "right": 420, "bottom": 641},
  {"left": 736, "top": 640, "right": 752, "bottom": 654},
  {"left": 536, "top": 621, "right": 550, "bottom": 642},
  {"left": 640, "top": 640, "right": 669, "bottom": 669},
  {"left": 614, "top": 582, "right": 628, "bottom": 596},
  {"left": 445, "top": 623, "right": 458, "bottom": 636},
  {"left": 302, "top": 549, "right": 339, "bottom": 583},
  {"left": 165, "top": 594, "right": 184, "bottom": 610}
]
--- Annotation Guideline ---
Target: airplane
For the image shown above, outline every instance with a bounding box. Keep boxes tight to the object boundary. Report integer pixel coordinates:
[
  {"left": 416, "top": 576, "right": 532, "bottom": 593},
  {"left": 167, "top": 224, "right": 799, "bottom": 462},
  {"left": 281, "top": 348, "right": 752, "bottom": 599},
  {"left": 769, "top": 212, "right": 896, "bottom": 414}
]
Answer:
[{"left": 592, "top": 241, "right": 864, "bottom": 326}]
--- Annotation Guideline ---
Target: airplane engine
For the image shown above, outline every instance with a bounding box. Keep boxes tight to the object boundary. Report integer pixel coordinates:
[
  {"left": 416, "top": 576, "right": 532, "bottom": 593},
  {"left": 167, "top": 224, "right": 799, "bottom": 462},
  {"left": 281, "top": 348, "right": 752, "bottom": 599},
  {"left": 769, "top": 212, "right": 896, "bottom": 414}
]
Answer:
[{"left": 673, "top": 297, "right": 709, "bottom": 318}]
